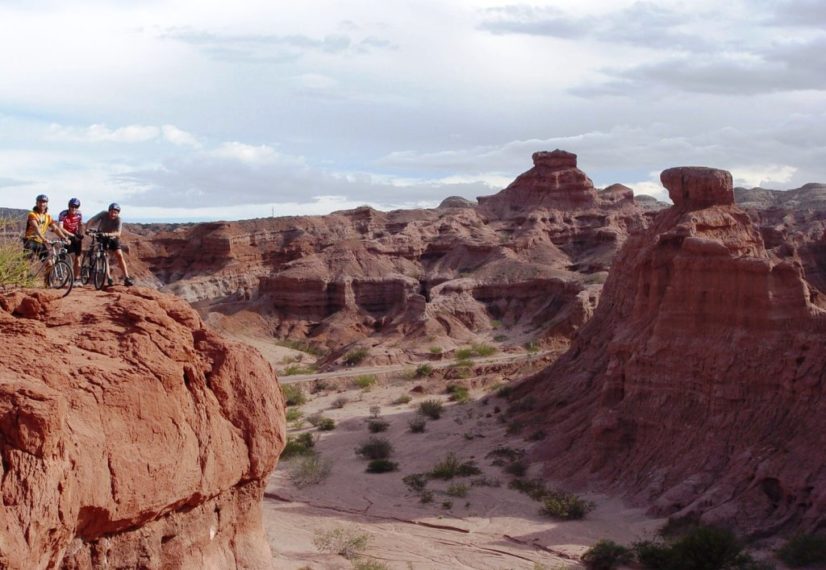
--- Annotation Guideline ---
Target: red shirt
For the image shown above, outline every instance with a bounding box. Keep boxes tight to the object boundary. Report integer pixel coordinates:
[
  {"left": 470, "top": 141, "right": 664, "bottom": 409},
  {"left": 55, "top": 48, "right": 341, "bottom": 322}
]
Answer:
[{"left": 59, "top": 209, "right": 83, "bottom": 235}]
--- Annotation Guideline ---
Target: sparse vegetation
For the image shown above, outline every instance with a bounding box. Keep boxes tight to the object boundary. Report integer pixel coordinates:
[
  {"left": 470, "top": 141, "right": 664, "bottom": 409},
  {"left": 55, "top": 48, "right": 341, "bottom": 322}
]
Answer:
[
  {"left": 354, "top": 374, "right": 378, "bottom": 390},
  {"left": 455, "top": 347, "right": 474, "bottom": 360},
  {"left": 495, "top": 384, "right": 514, "bottom": 399},
  {"left": 470, "top": 476, "right": 501, "bottom": 488},
  {"left": 631, "top": 525, "right": 767, "bottom": 570},
  {"left": 540, "top": 490, "right": 595, "bottom": 520},
  {"left": 778, "top": 533, "right": 826, "bottom": 567},
  {"left": 471, "top": 343, "right": 497, "bottom": 357},
  {"left": 285, "top": 408, "right": 303, "bottom": 423},
  {"left": 367, "top": 419, "right": 389, "bottom": 433},
  {"left": 429, "top": 346, "right": 443, "bottom": 355},
  {"left": 442, "top": 500, "right": 453, "bottom": 510},
  {"left": 415, "top": 363, "right": 433, "bottom": 378},
  {"left": 418, "top": 399, "right": 444, "bottom": 420},
  {"left": 366, "top": 459, "right": 398, "bottom": 473},
  {"left": 504, "top": 460, "right": 528, "bottom": 477},
  {"left": 281, "top": 432, "right": 316, "bottom": 459},
  {"left": 281, "top": 384, "right": 307, "bottom": 406},
  {"left": 1, "top": 217, "right": 36, "bottom": 288},
  {"left": 369, "top": 405, "right": 381, "bottom": 418},
  {"left": 344, "top": 347, "right": 370, "bottom": 366},
  {"left": 283, "top": 364, "right": 316, "bottom": 376},
  {"left": 391, "top": 394, "right": 412, "bottom": 405},
  {"left": 524, "top": 341, "right": 539, "bottom": 354},
  {"left": 428, "top": 453, "right": 481, "bottom": 480},
  {"left": 408, "top": 416, "right": 427, "bottom": 433},
  {"left": 288, "top": 453, "right": 332, "bottom": 488},
  {"left": 330, "top": 396, "right": 349, "bottom": 409},
  {"left": 313, "top": 527, "right": 370, "bottom": 560},
  {"left": 582, "top": 540, "right": 634, "bottom": 570},
  {"left": 419, "top": 490, "right": 434, "bottom": 503},
  {"left": 402, "top": 473, "right": 428, "bottom": 492},
  {"left": 276, "top": 339, "right": 326, "bottom": 357},
  {"left": 446, "top": 482, "right": 469, "bottom": 497},
  {"left": 486, "top": 446, "right": 525, "bottom": 465},
  {"left": 316, "top": 417, "right": 336, "bottom": 431},
  {"left": 355, "top": 437, "right": 393, "bottom": 460},
  {"left": 508, "top": 478, "right": 547, "bottom": 501},
  {"left": 352, "top": 560, "right": 390, "bottom": 570},
  {"left": 447, "top": 384, "right": 470, "bottom": 403}
]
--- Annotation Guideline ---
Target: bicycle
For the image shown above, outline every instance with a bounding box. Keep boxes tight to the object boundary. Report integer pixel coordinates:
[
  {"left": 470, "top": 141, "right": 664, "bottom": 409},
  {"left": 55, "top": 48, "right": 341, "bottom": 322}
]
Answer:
[
  {"left": 79, "top": 230, "right": 110, "bottom": 290},
  {"left": 28, "top": 240, "right": 74, "bottom": 297}
]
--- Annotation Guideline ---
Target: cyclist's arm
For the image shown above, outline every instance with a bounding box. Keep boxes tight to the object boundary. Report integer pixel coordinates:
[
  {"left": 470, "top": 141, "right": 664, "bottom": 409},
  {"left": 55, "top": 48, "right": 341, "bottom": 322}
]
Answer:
[{"left": 49, "top": 221, "right": 71, "bottom": 240}]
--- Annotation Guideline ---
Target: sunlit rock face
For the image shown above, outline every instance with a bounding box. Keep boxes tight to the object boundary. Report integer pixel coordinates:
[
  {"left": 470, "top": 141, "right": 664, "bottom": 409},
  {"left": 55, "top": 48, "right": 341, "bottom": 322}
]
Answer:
[
  {"left": 0, "top": 288, "right": 285, "bottom": 569},
  {"left": 515, "top": 166, "right": 826, "bottom": 536}
]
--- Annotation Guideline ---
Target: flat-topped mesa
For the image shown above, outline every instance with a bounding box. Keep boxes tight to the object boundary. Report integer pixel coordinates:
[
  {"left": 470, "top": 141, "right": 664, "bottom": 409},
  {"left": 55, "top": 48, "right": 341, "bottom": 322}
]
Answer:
[
  {"left": 661, "top": 166, "right": 734, "bottom": 210},
  {"left": 478, "top": 149, "right": 598, "bottom": 218},
  {"left": 532, "top": 149, "right": 578, "bottom": 170}
]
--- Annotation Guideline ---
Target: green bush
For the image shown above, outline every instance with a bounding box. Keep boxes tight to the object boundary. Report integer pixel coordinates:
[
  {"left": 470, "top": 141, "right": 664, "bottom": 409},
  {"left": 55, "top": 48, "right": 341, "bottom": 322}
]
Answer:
[
  {"left": 634, "top": 540, "right": 675, "bottom": 569},
  {"left": 283, "top": 364, "right": 316, "bottom": 376},
  {"left": 471, "top": 343, "right": 497, "bottom": 357},
  {"left": 285, "top": 408, "right": 303, "bottom": 422},
  {"left": 408, "top": 416, "right": 427, "bottom": 433},
  {"left": 312, "top": 527, "right": 369, "bottom": 560},
  {"left": 447, "top": 384, "right": 470, "bottom": 403},
  {"left": 344, "top": 347, "right": 369, "bottom": 366},
  {"left": 281, "top": 384, "right": 307, "bottom": 406},
  {"left": 276, "top": 338, "right": 326, "bottom": 357},
  {"left": 418, "top": 399, "right": 444, "bottom": 419},
  {"left": 0, "top": 236, "right": 33, "bottom": 289},
  {"left": 635, "top": 525, "right": 763, "bottom": 570},
  {"left": 316, "top": 417, "right": 336, "bottom": 431},
  {"left": 778, "top": 533, "right": 826, "bottom": 567},
  {"left": 508, "top": 478, "right": 547, "bottom": 501},
  {"left": 402, "top": 473, "right": 428, "bottom": 492},
  {"left": 391, "top": 394, "right": 412, "bottom": 405},
  {"left": 446, "top": 482, "right": 469, "bottom": 498},
  {"left": 367, "top": 419, "right": 389, "bottom": 433},
  {"left": 352, "top": 560, "right": 390, "bottom": 570},
  {"left": 281, "top": 432, "right": 316, "bottom": 459},
  {"left": 355, "top": 437, "right": 393, "bottom": 460},
  {"left": 288, "top": 453, "right": 332, "bottom": 488},
  {"left": 429, "top": 453, "right": 481, "bottom": 480},
  {"left": 429, "top": 346, "right": 443, "bottom": 355},
  {"left": 582, "top": 540, "right": 633, "bottom": 570},
  {"left": 455, "top": 347, "right": 474, "bottom": 360},
  {"left": 366, "top": 459, "right": 398, "bottom": 473},
  {"left": 540, "top": 490, "right": 594, "bottom": 520},
  {"left": 354, "top": 374, "right": 377, "bottom": 390},
  {"left": 330, "top": 396, "right": 348, "bottom": 409},
  {"left": 415, "top": 363, "right": 433, "bottom": 378}
]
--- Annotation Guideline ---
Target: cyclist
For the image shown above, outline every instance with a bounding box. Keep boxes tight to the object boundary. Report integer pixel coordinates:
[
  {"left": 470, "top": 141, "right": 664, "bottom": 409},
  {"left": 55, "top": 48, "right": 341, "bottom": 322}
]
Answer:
[
  {"left": 85, "top": 202, "right": 134, "bottom": 287},
  {"left": 23, "top": 194, "right": 71, "bottom": 260},
  {"left": 58, "top": 197, "right": 84, "bottom": 283}
]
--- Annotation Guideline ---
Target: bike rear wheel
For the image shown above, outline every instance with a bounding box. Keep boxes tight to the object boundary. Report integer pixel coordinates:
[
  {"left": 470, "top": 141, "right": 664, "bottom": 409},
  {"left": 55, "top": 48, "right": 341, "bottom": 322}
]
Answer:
[{"left": 92, "top": 255, "right": 109, "bottom": 290}]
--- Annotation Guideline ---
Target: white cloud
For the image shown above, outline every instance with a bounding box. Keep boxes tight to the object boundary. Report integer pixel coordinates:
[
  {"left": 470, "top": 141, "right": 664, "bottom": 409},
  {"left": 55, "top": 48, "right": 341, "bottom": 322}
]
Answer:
[
  {"left": 162, "top": 125, "right": 201, "bottom": 147},
  {"left": 47, "top": 123, "right": 160, "bottom": 143},
  {"left": 731, "top": 165, "right": 798, "bottom": 188}
]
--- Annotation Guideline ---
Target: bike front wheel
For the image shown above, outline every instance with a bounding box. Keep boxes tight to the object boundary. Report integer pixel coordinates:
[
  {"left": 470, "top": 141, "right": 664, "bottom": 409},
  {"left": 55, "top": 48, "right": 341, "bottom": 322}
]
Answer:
[
  {"left": 80, "top": 253, "right": 92, "bottom": 285},
  {"left": 48, "top": 260, "right": 72, "bottom": 288},
  {"left": 92, "top": 255, "right": 109, "bottom": 290}
]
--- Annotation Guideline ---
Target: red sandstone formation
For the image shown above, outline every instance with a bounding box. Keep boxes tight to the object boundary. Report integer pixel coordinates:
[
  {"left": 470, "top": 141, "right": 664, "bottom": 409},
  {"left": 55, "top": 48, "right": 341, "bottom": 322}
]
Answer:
[
  {"left": 0, "top": 288, "right": 285, "bottom": 569},
  {"left": 515, "top": 166, "right": 826, "bottom": 535},
  {"left": 127, "top": 151, "right": 657, "bottom": 363}
]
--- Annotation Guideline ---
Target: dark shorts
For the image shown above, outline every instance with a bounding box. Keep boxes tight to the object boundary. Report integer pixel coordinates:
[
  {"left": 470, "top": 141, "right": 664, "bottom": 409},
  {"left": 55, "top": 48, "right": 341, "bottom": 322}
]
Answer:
[
  {"left": 101, "top": 236, "right": 121, "bottom": 251},
  {"left": 67, "top": 235, "right": 83, "bottom": 256},
  {"left": 23, "top": 239, "right": 48, "bottom": 261}
]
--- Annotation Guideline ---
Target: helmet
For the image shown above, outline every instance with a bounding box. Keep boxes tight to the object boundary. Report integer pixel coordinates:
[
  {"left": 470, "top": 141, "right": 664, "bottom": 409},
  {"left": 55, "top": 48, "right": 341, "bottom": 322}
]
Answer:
[
  {"left": 68, "top": 197, "right": 80, "bottom": 208},
  {"left": 108, "top": 202, "right": 121, "bottom": 212},
  {"left": 36, "top": 194, "right": 49, "bottom": 203}
]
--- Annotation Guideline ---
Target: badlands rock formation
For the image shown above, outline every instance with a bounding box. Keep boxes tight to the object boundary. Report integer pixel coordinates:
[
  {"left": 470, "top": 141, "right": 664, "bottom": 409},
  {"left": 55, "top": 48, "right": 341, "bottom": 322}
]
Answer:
[
  {"left": 0, "top": 288, "right": 285, "bottom": 569},
  {"left": 516, "top": 166, "right": 826, "bottom": 535},
  {"left": 128, "top": 151, "right": 659, "bottom": 362}
]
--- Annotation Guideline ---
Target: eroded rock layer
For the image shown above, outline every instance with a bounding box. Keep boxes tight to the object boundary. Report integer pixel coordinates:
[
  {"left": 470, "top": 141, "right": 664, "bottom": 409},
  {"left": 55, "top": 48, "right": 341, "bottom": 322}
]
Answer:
[
  {"left": 0, "top": 288, "right": 285, "bottom": 569},
  {"left": 517, "top": 167, "right": 826, "bottom": 535}
]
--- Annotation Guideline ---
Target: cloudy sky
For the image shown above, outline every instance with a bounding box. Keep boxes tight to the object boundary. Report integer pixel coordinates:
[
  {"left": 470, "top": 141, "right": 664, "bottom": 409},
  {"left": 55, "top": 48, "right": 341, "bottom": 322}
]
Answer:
[{"left": 1, "top": 0, "right": 824, "bottom": 221}]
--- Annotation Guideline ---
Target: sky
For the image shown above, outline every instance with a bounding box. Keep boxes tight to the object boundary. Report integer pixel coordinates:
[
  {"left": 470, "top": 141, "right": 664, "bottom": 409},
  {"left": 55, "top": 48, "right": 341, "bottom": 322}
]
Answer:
[{"left": 1, "top": 0, "right": 825, "bottom": 222}]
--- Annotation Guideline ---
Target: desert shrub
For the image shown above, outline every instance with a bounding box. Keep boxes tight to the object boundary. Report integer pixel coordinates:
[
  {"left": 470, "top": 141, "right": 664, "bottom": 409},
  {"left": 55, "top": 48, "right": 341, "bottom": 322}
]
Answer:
[
  {"left": 442, "top": 500, "right": 453, "bottom": 510},
  {"left": 471, "top": 476, "right": 501, "bottom": 488},
  {"left": 354, "top": 374, "right": 377, "bottom": 390},
  {"left": 429, "top": 346, "right": 443, "bottom": 355},
  {"left": 285, "top": 408, "right": 303, "bottom": 422},
  {"left": 288, "top": 453, "right": 332, "bottom": 488},
  {"left": 418, "top": 399, "right": 444, "bottom": 419},
  {"left": 276, "top": 338, "right": 326, "bottom": 357},
  {"left": 528, "top": 429, "right": 547, "bottom": 441},
  {"left": 419, "top": 490, "right": 434, "bottom": 503},
  {"left": 415, "top": 363, "right": 433, "bottom": 378},
  {"left": 524, "top": 341, "right": 539, "bottom": 354},
  {"left": 447, "top": 384, "right": 470, "bottom": 403},
  {"left": 429, "top": 453, "right": 481, "bottom": 480},
  {"left": 281, "top": 432, "right": 316, "bottom": 459},
  {"left": 367, "top": 419, "right": 389, "bottom": 433},
  {"left": 508, "top": 478, "right": 547, "bottom": 501},
  {"left": 493, "top": 334, "right": 508, "bottom": 342},
  {"left": 540, "top": 490, "right": 595, "bottom": 520},
  {"left": 408, "top": 416, "right": 427, "bottom": 433},
  {"left": 506, "top": 420, "right": 525, "bottom": 435},
  {"left": 778, "top": 533, "right": 826, "bottom": 567},
  {"left": 490, "top": 319, "right": 503, "bottom": 329},
  {"left": 369, "top": 405, "right": 381, "bottom": 418},
  {"left": 446, "top": 482, "right": 469, "bottom": 497},
  {"left": 486, "top": 446, "right": 525, "bottom": 464},
  {"left": 0, "top": 230, "right": 33, "bottom": 289},
  {"left": 283, "top": 364, "right": 315, "bottom": 376},
  {"left": 402, "top": 473, "right": 428, "bottom": 492},
  {"left": 582, "top": 540, "right": 633, "bottom": 570},
  {"left": 281, "top": 384, "right": 307, "bottom": 406},
  {"left": 313, "top": 527, "right": 369, "bottom": 560},
  {"left": 635, "top": 525, "right": 761, "bottom": 570},
  {"left": 310, "top": 378, "right": 328, "bottom": 394},
  {"left": 355, "top": 437, "right": 393, "bottom": 460},
  {"left": 471, "top": 343, "right": 497, "bottom": 357},
  {"left": 495, "top": 384, "right": 513, "bottom": 399},
  {"left": 504, "top": 460, "right": 528, "bottom": 477},
  {"left": 455, "top": 347, "right": 474, "bottom": 360},
  {"left": 391, "top": 394, "right": 412, "bottom": 405},
  {"left": 508, "top": 396, "right": 536, "bottom": 413},
  {"left": 633, "top": 540, "right": 675, "bottom": 569},
  {"left": 330, "top": 396, "right": 348, "bottom": 409},
  {"left": 344, "top": 347, "right": 369, "bottom": 366},
  {"left": 366, "top": 459, "right": 398, "bottom": 473},
  {"left": 316, "top": 417, "right": 336, "bottom": 431}
]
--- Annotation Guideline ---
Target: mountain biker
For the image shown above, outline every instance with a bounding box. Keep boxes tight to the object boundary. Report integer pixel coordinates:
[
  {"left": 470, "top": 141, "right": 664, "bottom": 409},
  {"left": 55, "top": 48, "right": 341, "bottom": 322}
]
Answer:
[
  {"left": 58, "top": 197, "right": 84, "bottom": 282},
  {"left": 23, "top": 194, "right": 71, "bottom": 260},
  {"left": 85, "top": 202, "right": 134, "bottom": 287}
]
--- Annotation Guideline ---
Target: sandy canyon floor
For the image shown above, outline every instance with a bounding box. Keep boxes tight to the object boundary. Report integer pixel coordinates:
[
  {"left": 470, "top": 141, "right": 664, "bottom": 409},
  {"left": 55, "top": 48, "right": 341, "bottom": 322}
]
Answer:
[{"left": 250, "top": 347, "right": 665, "bottom": 570}]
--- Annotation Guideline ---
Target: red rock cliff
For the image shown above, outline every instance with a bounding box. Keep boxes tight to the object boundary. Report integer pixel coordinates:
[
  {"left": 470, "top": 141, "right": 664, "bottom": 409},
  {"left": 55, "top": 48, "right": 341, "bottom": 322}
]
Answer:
[
  {"left": 517, "top": 166, "right": 826, "bottom": 535},
  {"left": 0, "top": 288, "right": 285, "bottom": 569}
]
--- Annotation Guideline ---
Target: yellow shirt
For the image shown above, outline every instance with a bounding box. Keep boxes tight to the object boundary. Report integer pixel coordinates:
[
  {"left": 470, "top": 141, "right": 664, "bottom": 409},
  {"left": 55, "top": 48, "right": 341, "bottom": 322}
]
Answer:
[{"left": 25, "top": 211, "right": 53, "bottom": 243}]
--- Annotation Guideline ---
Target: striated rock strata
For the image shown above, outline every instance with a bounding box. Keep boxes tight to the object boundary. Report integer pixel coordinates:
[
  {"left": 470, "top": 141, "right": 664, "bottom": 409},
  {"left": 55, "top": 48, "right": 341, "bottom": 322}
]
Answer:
[
  {"left": 0, "top": 288, "right": 285, "bottom": 569},
  {"left": 517, "top": 166, "right": 826, "bottom": 535}
]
